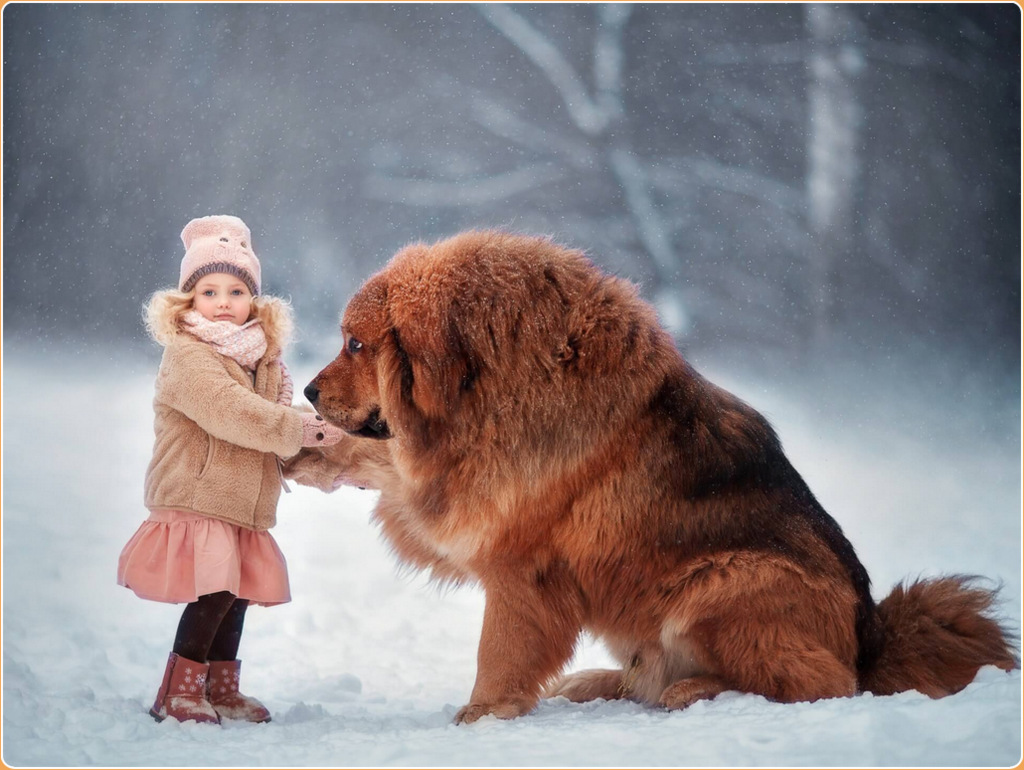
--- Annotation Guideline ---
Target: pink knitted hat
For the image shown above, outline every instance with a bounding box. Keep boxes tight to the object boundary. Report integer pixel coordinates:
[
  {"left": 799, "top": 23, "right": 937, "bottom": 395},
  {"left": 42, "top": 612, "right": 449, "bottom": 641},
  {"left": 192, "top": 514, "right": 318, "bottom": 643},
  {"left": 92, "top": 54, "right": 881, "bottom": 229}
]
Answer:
[{"left": 178, "top": 215, "right": 262, "bottom": 296}]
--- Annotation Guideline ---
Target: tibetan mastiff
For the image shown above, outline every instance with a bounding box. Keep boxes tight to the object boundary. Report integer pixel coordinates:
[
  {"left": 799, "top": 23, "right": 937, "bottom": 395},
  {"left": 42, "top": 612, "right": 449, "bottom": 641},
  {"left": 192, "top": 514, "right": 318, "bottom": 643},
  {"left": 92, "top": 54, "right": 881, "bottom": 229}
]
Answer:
[{"left": 285, "top": 230, "right": 1016, "bottom": 723}]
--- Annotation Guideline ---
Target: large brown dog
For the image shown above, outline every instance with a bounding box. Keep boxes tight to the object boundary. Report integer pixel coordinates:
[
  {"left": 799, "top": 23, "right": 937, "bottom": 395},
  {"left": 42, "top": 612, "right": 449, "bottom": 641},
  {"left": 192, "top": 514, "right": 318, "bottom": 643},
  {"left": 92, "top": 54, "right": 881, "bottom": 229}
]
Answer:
[{"left": 285, "top": 230, "right": 1017, "bottom": 723}]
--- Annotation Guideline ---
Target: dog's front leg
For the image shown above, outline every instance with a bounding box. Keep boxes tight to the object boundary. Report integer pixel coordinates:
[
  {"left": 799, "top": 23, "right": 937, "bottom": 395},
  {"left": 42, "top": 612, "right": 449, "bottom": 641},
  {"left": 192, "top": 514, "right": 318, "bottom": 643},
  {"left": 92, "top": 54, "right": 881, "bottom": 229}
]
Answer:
[
  {"left": 282, "top": 433, "right": 396, "bottom": 492},
  {"left": 455, "top": 563, "right": 582, "bottom": 724}
]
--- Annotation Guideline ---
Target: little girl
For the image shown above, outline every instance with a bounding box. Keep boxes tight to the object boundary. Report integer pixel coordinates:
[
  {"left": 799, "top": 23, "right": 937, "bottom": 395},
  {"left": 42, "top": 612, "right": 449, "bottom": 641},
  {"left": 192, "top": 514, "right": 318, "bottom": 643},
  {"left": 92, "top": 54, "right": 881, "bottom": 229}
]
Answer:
[{"left": 118, "top": 215, "right": 343, "bottom": 725}]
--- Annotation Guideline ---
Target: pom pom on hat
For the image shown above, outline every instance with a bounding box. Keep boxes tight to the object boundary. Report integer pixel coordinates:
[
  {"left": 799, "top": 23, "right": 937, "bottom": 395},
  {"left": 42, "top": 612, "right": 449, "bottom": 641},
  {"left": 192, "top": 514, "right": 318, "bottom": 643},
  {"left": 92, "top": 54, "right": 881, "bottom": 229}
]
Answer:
[{"left": 179, "top": 215, "right": 261, "bottom": 296}]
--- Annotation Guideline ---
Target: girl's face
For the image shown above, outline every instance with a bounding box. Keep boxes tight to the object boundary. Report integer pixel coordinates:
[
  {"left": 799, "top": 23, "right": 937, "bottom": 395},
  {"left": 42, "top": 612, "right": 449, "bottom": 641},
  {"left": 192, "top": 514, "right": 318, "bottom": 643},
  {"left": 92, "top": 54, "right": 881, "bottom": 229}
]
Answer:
[{"left": 192, "top": 273, "right": 253, "bottom": 325}]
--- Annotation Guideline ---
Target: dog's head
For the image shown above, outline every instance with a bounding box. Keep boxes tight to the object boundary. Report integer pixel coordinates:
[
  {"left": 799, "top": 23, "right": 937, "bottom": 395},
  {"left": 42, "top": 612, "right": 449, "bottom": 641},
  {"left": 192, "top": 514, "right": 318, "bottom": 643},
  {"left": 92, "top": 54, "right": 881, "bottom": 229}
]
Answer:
[
  {"left": 306, "top": 230, "right": 669, "bottom": 454},
  {"left": 304, "top": 272, "right": 394, "bottom": 439}
]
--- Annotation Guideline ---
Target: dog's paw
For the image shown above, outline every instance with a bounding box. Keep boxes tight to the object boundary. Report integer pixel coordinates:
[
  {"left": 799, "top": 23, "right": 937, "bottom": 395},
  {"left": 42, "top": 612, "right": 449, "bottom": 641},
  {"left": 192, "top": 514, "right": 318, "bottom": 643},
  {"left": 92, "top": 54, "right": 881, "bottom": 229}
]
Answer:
[
  {"left": 545, "top": 669, "right": 624, "bottom": 703},
  {"left": 453, "top": 697, "right": 534, "bottom": 724},
  {"left": 658, "top": 675, "right": 729, "bottom": 710},
  {"left": 281, "top": 448, "right": 339, "bottom": 493}
]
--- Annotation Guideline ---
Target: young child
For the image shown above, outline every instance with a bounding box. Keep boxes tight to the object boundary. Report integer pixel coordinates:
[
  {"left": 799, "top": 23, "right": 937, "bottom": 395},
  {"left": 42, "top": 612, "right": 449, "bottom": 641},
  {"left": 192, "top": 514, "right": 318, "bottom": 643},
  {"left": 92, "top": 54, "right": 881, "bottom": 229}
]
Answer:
[{"left": 117, "top": 215, "right": 343, "bottom": 725}]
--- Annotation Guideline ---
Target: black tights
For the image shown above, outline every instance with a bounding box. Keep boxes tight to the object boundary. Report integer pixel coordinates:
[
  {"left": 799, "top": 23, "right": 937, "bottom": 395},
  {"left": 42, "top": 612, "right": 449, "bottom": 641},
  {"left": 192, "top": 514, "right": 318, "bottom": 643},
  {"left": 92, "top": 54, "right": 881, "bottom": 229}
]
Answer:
[{"left": 172, "top": 591, "right": 249, "bottom": 663}]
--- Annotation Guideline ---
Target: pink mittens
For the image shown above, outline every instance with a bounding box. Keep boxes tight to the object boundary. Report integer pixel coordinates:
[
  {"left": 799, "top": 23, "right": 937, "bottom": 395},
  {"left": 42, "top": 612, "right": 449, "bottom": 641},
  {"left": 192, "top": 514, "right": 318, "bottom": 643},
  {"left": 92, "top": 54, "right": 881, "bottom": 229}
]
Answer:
[{"left": 300, "top": 412, "right": 345, "bottom": 447}]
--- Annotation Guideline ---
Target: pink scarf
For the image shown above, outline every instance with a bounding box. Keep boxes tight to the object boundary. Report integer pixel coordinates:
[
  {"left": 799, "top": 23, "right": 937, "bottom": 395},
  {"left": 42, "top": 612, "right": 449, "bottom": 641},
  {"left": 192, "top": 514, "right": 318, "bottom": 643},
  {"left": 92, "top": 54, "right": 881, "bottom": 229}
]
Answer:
[
  {"left": 182, "top": 310, "right": 268, "bottom": 370},
  {"left": 181, "top": 310, "right": 293, "bottom": 407}
]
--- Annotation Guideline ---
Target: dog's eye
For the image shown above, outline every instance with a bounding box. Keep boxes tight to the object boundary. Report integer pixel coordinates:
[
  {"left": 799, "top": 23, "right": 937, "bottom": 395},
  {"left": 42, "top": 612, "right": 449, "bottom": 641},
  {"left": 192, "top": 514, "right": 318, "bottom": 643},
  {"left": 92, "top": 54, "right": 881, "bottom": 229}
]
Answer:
[{"left": 347, "top": 336, "right": 364, "bottom": 354}]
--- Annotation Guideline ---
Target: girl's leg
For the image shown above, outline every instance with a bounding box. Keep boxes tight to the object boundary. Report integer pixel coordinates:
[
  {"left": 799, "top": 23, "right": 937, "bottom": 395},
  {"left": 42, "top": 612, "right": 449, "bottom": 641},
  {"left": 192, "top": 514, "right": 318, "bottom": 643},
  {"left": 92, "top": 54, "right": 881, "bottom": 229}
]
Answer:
[
  {"left": 204, "top": 598, "right": 271, "bottom": 723},
  {"left": 173, "top": 590, "right": 238, "bottom": 662},
  {"left": 208, "top": 598, "right": 249, "bottom": 661},
  {"left": 150, "top": 591, "right": 236, "bottom": 724}
]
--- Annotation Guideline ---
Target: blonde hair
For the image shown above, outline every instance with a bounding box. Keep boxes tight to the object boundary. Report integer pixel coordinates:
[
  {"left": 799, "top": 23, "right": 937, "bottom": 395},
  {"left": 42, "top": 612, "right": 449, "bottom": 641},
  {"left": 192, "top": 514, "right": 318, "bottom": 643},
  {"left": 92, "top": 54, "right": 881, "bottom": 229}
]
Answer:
[{"left": 143, "top": 287, "right": 294, "bottom": 350}]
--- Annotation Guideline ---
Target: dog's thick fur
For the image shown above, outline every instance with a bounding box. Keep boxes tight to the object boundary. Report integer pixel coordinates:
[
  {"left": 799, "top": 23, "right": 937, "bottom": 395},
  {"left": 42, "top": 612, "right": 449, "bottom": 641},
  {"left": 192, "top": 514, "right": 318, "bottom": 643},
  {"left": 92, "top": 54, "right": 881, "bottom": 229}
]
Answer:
[{"left": 286, "top": 230, "right": 1017, "bottom": 723}]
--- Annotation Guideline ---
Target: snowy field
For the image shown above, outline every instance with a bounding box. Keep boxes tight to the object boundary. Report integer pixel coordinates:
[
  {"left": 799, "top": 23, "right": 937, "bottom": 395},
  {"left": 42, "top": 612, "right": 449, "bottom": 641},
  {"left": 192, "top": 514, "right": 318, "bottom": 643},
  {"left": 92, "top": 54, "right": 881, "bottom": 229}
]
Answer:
[{"left": 2, "top": 344, "right": 1021, "bottom": 768}]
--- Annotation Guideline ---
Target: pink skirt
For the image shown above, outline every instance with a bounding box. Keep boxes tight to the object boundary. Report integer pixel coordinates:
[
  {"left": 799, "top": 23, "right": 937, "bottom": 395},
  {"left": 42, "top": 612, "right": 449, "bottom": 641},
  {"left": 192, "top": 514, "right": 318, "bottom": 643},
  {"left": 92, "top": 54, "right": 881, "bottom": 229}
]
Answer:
[{"left": 117, "top": 509, "right": 291, "bottom": 606}]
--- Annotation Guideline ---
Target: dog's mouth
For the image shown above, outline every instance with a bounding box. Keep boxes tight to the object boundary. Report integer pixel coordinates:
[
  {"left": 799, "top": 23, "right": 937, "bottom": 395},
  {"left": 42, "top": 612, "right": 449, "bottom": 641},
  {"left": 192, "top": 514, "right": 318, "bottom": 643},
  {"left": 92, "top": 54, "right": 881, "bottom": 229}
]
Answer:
[{"left": 349, "top": 408, "right": 391, "bottom": 440}]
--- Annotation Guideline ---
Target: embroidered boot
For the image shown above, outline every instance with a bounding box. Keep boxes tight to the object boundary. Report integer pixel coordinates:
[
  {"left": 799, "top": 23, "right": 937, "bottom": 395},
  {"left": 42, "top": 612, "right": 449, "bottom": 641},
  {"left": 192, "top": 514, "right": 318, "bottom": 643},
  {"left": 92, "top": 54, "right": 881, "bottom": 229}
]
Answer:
[
  {"left": 149, "top": 652, "right": 220, "bottom": 724},
  {"left": 207, "top": 659, "right": 272, "bottom": 723}
]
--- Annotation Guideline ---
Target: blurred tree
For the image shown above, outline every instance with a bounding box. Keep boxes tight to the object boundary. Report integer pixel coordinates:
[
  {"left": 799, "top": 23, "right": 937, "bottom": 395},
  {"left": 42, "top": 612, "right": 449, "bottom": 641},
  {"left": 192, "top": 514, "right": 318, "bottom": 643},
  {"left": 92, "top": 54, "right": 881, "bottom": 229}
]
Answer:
[
  {"left": 805, "top": 4, "right": 866, "bottom": 350},
  {"left": 365, "top": 4, "right": 811, "bottom": 344},
  {"left": 361, "top": 3, "right": 1019, "bottom": 364},
  {"left": 2, "top": 3, "right": 1018, "bottom": 373}
]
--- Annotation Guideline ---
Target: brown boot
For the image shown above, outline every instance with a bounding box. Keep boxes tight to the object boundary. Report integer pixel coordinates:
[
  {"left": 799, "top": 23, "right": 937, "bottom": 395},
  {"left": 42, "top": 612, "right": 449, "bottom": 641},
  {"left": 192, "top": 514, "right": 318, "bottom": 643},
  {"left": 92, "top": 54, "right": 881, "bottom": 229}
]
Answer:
[
  {"left": 149, "top": 652, "right": 220, "bottom": 724},
  {"left": 207, "top": 659, "right": 271, "bottom": 723}
]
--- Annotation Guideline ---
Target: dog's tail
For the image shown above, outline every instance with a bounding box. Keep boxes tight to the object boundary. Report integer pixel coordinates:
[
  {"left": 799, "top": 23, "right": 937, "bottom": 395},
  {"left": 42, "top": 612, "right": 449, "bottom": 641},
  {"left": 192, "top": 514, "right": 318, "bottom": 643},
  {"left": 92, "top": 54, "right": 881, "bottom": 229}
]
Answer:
[{"left": 859, "top": 575, "right": 1019, "bottom": 698}]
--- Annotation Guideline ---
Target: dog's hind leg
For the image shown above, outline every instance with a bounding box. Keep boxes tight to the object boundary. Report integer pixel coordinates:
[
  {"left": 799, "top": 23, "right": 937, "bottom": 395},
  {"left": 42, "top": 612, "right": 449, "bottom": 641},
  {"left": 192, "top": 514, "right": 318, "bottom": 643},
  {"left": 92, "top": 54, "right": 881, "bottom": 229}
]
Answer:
[
  {"left": 656, "top": 627, "right": 856, "bottom": 708},
  {"left": 545, "top": 669, "right": 624, "bottom": 702},
  {"left": 665, "top": 552, "right": 860, "bottom": 706},
  {"left": 730, "top": 642, "right": 857, "bottom": 703}
]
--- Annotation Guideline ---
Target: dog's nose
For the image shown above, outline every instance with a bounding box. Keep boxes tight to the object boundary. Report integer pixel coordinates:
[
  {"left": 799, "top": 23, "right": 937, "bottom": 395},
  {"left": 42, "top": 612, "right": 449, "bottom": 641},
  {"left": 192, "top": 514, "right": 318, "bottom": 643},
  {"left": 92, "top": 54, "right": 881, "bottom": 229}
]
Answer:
[{"left": 304, "top": 382, "right": 320, "bottom": 405}]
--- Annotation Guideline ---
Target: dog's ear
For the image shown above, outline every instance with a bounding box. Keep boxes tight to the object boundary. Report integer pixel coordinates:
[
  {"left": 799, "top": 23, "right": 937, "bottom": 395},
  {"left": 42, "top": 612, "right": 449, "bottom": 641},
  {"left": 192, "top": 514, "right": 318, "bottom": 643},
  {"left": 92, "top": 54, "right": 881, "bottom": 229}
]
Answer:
[
  {"left": 382, "top": 324, "right": 450, "bottom": 421},
  {"left": 380, "top": 302, "right": 471, "bottom": 423},
  {"left": 386, "top": 321, "right": 474, "bottom": 421}
]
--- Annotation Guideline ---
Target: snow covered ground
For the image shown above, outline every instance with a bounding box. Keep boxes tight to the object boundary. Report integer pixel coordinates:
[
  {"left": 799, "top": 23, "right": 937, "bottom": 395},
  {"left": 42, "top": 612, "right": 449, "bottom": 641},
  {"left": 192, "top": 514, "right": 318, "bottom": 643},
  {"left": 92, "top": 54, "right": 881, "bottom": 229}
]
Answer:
[{"left": 2, "top": 344, "right": 1021, "bottom": 767}]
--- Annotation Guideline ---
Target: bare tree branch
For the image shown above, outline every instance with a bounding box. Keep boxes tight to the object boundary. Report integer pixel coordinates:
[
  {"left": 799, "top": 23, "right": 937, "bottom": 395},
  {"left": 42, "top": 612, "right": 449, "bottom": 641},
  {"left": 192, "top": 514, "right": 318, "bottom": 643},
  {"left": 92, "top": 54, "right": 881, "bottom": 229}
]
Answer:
[
  {"left": 476, "top": 3, "right": 682, "bottom": 294},
  {"left": 651, "top": 157, "right": 806, "bottom": 216},
  {"left": 593, "top": 4, "right": 632, "bottom": 119},
  {"left": 609, "top": 149, "right": 678, "bottom": 278},
  {"left": 477, "top": 3, "right": 610, "bottom": 135},
  {"left": 469, "top": 98, "right": 595, "bottom": 169}
]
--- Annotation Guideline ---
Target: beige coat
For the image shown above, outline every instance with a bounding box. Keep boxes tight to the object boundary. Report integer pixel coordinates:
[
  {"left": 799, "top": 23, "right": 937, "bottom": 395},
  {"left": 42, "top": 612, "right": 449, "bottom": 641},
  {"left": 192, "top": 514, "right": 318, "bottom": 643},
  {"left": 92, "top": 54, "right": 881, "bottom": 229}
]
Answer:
[{"left": 143, "top": 334, "right": 304, "bottom": 531}]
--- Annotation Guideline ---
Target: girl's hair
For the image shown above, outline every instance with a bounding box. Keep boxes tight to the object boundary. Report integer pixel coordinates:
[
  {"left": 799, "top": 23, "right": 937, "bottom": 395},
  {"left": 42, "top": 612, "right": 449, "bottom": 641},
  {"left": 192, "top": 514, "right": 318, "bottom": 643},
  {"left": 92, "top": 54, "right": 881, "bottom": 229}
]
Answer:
[{"left": 143, "top": 287, "right": 294, "bottom": 350}]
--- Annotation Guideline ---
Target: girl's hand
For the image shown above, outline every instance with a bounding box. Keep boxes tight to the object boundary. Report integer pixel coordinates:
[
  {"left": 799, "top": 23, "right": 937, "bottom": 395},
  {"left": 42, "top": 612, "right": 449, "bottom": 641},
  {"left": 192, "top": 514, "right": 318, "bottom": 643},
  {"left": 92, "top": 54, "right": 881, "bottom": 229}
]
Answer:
[{"left": 300, "top": 412, "right": 345, "bottom": 447}]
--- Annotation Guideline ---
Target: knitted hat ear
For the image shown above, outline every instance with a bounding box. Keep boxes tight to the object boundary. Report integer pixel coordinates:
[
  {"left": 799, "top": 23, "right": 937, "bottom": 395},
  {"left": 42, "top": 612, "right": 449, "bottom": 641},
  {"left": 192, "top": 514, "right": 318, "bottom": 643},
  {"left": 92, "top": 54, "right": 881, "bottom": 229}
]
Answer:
[{"left": 179, "top": 215, "right": 262, "bottom": 296}]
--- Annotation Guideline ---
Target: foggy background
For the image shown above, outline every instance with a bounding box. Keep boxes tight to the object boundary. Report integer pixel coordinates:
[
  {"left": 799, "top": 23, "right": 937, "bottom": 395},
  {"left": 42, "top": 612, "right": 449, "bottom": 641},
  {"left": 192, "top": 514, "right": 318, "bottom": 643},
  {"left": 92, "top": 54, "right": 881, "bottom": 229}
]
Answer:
[{"left": 3, "top": 2, "right": 1020, "bottom": 381}]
